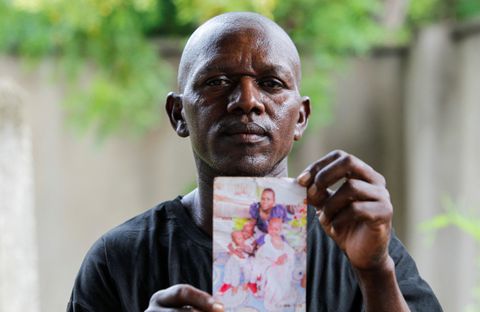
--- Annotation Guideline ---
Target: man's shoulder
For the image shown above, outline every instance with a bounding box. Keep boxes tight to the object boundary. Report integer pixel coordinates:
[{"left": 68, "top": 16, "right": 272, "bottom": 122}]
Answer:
[
  {"left": 79, "top": 197, "right": 185, "bottom": 274},
  {"left": 101, "top": 197, "right": 182, "bottom": 245},
  {"left": 69, "top": 197, "right": 187, "bottom": 312}
]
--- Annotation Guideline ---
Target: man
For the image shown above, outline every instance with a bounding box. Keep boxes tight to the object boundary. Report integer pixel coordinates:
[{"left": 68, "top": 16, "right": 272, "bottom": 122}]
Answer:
[
  {"left": 68, "top": 12, "right": 442, "bottom": 312},
  {"left": 249, "top": 188, "right": 288, "bottom": 234}
]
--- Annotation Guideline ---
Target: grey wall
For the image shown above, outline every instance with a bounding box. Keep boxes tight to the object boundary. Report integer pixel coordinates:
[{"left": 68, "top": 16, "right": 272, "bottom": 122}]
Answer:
[
  {"left": 405, "top": 23, "right": 480, "bottom": 312},
  {"left": 294, "top": 22, "right": 480, "bottom": 311},
  {"left": 0, "top": 79, "right": 39, "bottom": 312},
  {"left": 0, "top": 57, "right": 196, "bottom": 312}
]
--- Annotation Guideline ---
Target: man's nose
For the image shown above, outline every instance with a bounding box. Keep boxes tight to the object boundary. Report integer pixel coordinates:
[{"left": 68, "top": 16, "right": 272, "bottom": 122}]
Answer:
[{"left": 226, "top": 77, "right": 265, "bottom": 114}]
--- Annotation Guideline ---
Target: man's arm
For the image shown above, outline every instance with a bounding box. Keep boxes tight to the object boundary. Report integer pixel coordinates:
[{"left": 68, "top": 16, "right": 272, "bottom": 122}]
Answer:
[
  {"left": 297, "top": 150, "right": 410, "bottom": 312},
  {"left": 354, "top": 257, "right": 410, "bottom": 311}
]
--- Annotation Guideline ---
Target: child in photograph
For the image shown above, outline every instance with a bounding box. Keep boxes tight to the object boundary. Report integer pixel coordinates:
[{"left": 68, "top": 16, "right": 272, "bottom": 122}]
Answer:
[
  {"left": 241, "top": 219, "right": 257, "bottom": 250},
  {"left": 227, "top": 219, "right": 257, "bottom": 257},
  {"left": 249, "top": 188, "right": 289, "bottom": 245},
  {"left": 239, "top": 219, "right": 259, "bottom": 294},
  {"left": 218, "top": 231, "right": 249, "bottom": 295},
  {"left": 218, "top": 220, "right": 258, "bottom": 296},
  {"left": 253, "top": 218, "right": 296, "bottom": 310}
]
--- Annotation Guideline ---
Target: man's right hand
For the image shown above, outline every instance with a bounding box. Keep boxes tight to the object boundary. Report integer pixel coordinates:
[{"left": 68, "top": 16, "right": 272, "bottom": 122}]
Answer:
[{"left": 145, "top": 284, "right": 224, "bottom": 312}]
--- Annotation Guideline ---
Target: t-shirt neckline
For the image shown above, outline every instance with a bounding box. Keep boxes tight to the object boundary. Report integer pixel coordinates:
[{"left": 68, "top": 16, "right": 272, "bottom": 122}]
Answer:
[{"left": 168, "top": 196, "right": 212, "bottom": 249}]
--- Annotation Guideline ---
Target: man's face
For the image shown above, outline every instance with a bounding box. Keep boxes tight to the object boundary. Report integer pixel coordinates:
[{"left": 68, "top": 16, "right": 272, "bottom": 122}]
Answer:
[
  {"left": 260, "top": 190, "right": 275, "bottom": 212},
  {"left": 178, "top": 25, "right": 309, "bottom": 176}
]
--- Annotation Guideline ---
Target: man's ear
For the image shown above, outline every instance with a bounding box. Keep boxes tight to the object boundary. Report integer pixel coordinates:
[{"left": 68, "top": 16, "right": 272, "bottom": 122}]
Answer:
[
  {"left": 294, "top": 96, "right": 311, "bottom": 141},
  {"left": 165, "top": 92, "right": 189, "bottom": 137}
]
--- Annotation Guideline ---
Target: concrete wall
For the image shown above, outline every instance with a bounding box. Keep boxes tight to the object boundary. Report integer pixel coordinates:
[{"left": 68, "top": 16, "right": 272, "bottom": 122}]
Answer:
[
  {"left": 295, "top": 22, "right": 480, "bottom": 311},
  {"left": 0, "top": 79, "right": 39, "bottom": 312},
  {"left": 294, "top": 50, "right": 408, "bottom": 239},
  {"left": 404, "top": 23, "right": 480, "bottom": 312},
  {"left": 0, "top": 57, "right": 196, "bottom": 312},
  {"left": 0, "top": 20, "right": 479, "bottom": 312}
]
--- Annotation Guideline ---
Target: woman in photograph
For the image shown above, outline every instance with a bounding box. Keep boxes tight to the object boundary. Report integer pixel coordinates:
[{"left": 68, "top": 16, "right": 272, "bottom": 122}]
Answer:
[{"left": 249, "top": 188, "right": 289, "bottom": 237}]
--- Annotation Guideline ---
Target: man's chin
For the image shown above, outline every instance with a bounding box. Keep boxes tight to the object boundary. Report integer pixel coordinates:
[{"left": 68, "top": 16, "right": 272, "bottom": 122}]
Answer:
[
  {"left": 221, "top": 167, "right": 269, "bottom": 177},
  {"left": 215, "top": 156, "right": 286, "bottom": 177},
  {"left": 193, "top": 151, "right": 288, "bottom": 178}
]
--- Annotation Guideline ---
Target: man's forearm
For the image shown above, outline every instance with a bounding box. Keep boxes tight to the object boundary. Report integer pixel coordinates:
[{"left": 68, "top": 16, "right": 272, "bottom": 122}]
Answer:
[{"left": 355, "top": 256, "right": 410, "bottom": 312}]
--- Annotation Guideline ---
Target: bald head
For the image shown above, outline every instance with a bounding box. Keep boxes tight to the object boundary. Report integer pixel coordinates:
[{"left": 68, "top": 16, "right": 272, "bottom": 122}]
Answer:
[{"left": 177, "top": 12, "right": 301, "bottom": 92}]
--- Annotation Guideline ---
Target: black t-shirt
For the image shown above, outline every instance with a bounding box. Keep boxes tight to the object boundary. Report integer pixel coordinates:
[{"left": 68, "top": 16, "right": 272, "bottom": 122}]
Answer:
[{"left": 67, "top": 197, "right": 442, "bottom": 311}]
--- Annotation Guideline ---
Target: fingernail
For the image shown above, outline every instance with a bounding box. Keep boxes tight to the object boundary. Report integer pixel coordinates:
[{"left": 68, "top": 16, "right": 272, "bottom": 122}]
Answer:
[
  {"left": 212, "top": 302, "right": 224, "bottom": 311},
  {"left": 297, "top": 171, "right": 311, "bottom": 184},
  {"left": 307, "top": 184, "right": 317, "bottom": 197}
]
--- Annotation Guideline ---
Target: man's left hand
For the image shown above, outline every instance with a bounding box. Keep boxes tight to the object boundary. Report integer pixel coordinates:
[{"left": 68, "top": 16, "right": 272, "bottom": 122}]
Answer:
[{"left": 297, "top": 150, "right": 393, "bottom": 271}]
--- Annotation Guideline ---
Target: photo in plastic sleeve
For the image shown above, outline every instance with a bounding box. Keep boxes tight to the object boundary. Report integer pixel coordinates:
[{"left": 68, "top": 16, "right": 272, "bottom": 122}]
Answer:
[{"left": 213, "top": 177, "right": 307, "bottom": 312}]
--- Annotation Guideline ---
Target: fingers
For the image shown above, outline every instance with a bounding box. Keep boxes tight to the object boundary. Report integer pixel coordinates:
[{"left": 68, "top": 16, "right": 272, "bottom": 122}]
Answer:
[
  {"left": 297, "top": 150, "right": 387, "bottom": 209},
  {"left": 322, "top": 179, "right": 386, "bottom": 220},
  {"left": 297, "top": 150, "right": 342, "bottom": 184},
  {"left": 319, "top": 201, "right": 393, "bottom": 232},
  {"left": 306, "top": 185, "right": 333, "bottom": 207},
  {"left": 146, "top": 284, "right": 224, "bottom": 312},
  {"left": 316, "top": 178, "right": 392, "bottom": 228},
  {"left": 297, "top": 150, "right": 386, "bottom": 189}
]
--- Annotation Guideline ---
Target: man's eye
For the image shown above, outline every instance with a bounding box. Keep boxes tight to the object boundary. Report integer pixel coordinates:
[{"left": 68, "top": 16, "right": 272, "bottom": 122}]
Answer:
[
  {"left": 206, "top": 77, "right": 231, "bottom": 87},
  {"left": 258, "top": 79, "right": 284, "bottom": 90}
]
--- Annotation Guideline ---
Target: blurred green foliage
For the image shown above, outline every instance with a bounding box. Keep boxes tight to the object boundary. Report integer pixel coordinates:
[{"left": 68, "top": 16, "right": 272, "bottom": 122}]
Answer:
[
  {"left": 422, "top": 197, "right": 480, "bottom": 245},
  {"left": 408, "top": 0, "right": 480, "bottom": 25},
  {"left": 421, "top": 196, "right": 480, "bottom": 312},
  {"left": 0, "top": 0, "right": 479, "bottom": 137},
  {"left": 275, "top": 0, "right": 385, "bottom": 126},
  {"left": 0, "top": 0, "right": 182, "bottom": 136}
]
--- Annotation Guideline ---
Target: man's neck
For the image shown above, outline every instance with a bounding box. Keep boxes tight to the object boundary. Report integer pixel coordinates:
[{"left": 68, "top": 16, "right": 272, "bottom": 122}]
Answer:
[
  {"left": 181, "top": 184, "right": 212, "bottom": 236},
  {"left": 182, "top": 156, "right": 289, "bottom": 236}
]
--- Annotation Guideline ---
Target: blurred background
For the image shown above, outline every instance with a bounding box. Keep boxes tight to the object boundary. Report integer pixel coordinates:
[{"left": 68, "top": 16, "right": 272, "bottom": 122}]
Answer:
[{"left": 0, "top": 0, "right": 479, "bottom": 311}]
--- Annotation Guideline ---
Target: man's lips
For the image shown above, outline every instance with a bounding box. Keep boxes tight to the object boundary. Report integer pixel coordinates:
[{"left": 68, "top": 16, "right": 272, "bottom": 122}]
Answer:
[
  {"left": 223, "top": 123, "right": 267, "bottom": 135},
  {"left": 221, "top": 123, "right": 269, "bottom": 143}
]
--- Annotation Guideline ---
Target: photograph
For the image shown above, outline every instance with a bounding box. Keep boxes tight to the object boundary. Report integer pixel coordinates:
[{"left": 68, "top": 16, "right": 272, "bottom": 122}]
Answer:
[{"left": 213, "top": 177, "right": 307, "bottom": 311}]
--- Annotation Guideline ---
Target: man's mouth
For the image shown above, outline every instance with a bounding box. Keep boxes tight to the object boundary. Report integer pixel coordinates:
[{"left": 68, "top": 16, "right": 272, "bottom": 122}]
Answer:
[{"left": 222, "top": 123, "right": 269, "bottom": 144}]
